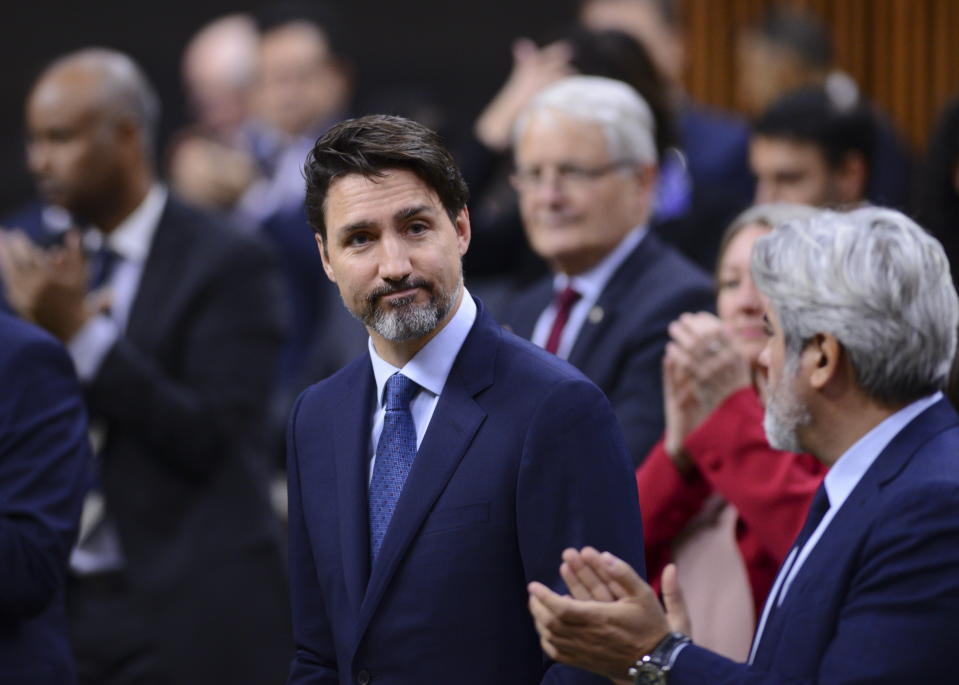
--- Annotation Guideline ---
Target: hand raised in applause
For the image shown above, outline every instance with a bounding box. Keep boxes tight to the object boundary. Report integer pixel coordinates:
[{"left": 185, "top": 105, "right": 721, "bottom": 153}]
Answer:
[
  {"left": 474, "top": 38, "right": 573, "bottom": 152},
  {"left": 529, "top": 547, "right": 690, "bottom": 684},
  {"left": 663, "top": 311, "right": 751, "bottom": 472},
  {"left": 0, "top": 229, "right": 104, "bottom": 341}
]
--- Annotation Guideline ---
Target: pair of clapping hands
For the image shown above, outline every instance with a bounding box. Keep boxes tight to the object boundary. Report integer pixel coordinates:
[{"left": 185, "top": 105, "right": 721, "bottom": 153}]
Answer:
[
  {"left": 0, "top": 229, "right": 107, "bottom": 341},
  {"left": 529, "top": 548, "right": 690, "bottom": 684},
  {"left": 663, "top": 312, "right": 752, "bottom": 473}
]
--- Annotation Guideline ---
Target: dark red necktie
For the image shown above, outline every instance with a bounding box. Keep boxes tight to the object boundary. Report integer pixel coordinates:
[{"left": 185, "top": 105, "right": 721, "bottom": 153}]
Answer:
[{"left": 544, "top": 286, "right": 582, "bottom": 355}]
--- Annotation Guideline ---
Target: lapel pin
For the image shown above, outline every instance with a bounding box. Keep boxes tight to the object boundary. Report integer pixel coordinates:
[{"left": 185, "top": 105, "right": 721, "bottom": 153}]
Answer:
[{"left": 588, "top": 306, "right": 604, "bottom": 324}]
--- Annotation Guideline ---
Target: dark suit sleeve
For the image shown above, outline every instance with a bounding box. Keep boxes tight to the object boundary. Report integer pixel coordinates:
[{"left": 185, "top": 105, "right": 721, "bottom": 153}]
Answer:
[
  {"left": 0, "top": 330, "right": 89, "bottom": 617},
  {"left": 86, "top": 240, "right": 286, "bottom": 479},
  {"left": 669, "top": 482, "right": 959, "bottom": 685},
  {"left": 286, "top": 394, "right": 339, "bottom": 684},
  {"left": 608, "top": 284, "right": 715, "bottom": 467},
  {"left": 516, "top": 377, "right": 646, "bottom": 685}
]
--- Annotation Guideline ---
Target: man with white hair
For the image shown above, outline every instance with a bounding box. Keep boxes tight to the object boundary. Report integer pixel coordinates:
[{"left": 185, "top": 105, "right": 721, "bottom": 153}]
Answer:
[
  {"left": 527, "top": 207, "right": 959, "bottom": 684},
  {"left": 506, "top": 75, "right": 713, "bottom": 465}
]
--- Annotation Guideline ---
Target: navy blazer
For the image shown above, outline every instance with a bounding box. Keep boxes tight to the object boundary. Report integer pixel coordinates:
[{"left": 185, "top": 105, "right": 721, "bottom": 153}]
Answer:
[
  {"left": 286, "top": 299, "right": 646, "bottom": 684},
  {"left": 671, "top": 397, "right": 959, "bottom": 684},
  {"left": 0, "top": 313, "right": 89, "bottom": 684},
  {"left": 505, "top": 233, "right": 714, "bottom": 465}
]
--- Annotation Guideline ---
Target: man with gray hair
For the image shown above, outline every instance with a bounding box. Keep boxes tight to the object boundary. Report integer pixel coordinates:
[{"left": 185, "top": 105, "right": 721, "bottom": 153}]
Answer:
[
  {"left": 505, "top": 75, "right": 713, "bottom": 465},
  {"left": 0, "top": 48, "right": 291, "bottom": 684},
  {"left": 526, "top": 207, "right": 959, "bottom": 684}
]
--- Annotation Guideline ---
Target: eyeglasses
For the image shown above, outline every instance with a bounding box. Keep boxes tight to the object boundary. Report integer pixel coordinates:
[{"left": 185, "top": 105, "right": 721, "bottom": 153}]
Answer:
[{"left": 511, "top": 160, "right": 637, "bottom": 190}]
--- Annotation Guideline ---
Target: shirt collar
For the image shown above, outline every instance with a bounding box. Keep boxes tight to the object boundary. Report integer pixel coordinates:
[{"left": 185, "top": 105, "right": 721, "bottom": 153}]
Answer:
[
  {"left": 368, "top": 288, "right": 478, "bottom": 407},
  {"left": 94, "top": 184, "right": 167, "bottom": 263},
  {"left": 824, "top": 391, "right": 943, "bottom": 509},
  {"left": 553, "top": 225, "right": 647, "bottom": 301}
]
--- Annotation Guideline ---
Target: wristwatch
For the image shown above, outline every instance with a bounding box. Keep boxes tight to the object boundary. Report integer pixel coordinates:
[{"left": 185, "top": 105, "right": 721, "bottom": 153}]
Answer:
[{"left": 629, "top": 631, "right": 691, "bottom": 685}]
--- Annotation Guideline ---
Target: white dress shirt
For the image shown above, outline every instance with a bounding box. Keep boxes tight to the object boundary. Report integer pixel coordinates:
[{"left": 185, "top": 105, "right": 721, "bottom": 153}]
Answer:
[
  {"left": 68, "top": 184, "right": 168, "bottom": 381},
  {"left": 748, "top": 391, "right": 943, "bottom": 663},
  {"left": 69, "top": 184, "right": 167, "bottom": 575},
  {"left": 531, "top": 226, "right": 646, "bottom": 359},
  {"left": 367, "top": 290, "right": 477, "bottom": 482}
]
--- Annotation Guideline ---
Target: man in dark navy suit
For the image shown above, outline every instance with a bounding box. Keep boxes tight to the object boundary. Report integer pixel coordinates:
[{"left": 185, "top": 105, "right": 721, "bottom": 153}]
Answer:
[
  {"left": 528, "top": 207, "right": 959, "bottom": 684},
  {"left": 505, "top": 75, "right": 713, "bottom": 465},
  {"left": 0, "top": 313, "right": 89, "bottom": 684},
  {"left": 0, "top": 48, "right": 291, "bottom": 685},
  {"left": 286, "top": 114, "right": 646, "bottom": 684}
]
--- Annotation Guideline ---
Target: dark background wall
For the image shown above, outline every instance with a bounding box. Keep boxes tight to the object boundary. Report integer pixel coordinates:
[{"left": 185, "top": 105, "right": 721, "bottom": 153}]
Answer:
[{"left": 0, "top": 0, "right": 579, "bottom": 215}]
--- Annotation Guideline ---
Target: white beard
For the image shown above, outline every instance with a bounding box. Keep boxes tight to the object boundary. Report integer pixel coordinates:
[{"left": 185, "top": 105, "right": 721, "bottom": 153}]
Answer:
[{"left": 763, "top": 364, "right": 812, "bottom": 453}]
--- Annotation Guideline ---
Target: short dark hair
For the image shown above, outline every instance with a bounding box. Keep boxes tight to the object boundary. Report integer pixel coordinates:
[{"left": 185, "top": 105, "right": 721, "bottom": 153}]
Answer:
[
  {"left": 566, "top": 27, "right": 676, "bottom": 155},
  {"left": 303, "top": 114, "right": 470, "bottom": 240},
  {"left": 753, "top": 85, "right": 876, "bottom": 173}
]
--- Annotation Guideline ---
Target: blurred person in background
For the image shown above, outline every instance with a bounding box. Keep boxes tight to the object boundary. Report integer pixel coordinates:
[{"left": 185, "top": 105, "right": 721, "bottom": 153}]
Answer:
[
  {"left": 579, "top": 0, "right": 754, "bottom": 270},
  {"left": 0, "top": 48, "right": 291, "bottom": 685},
  {"left": 737, "top": 4, "right": 912, "bottom": 211},
  {"left": 637, "top": 203, "right": 826, "bottom": 661},
  {"left": 750, "top": 85, "right": 875, "bottom": 210},
  {"left": 919, "top": 95, "right": 959, "bottom": 288},
  {"left": 167, "top": 13, "right": 261, "bottom": 213},
  {"left": 0, "top": 312, "right": 90, "bottom": 684},
  {"left": 462, "top": 27, "right": 679, "bottom": 310},
  {"left": 504, "top": 76, "right": 713, "bottom": 465}
]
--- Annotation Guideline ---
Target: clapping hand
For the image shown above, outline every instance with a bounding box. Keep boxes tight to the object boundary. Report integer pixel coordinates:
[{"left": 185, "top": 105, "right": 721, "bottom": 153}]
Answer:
[
  {"left": 528, "top": 547, "right": 691, "bottom": 684},
  {"left": 0, "top": 229, "right": 98, "bottom": 341},
  {"left": 662, "top": 312, "right": 751, "bottom": 470}
]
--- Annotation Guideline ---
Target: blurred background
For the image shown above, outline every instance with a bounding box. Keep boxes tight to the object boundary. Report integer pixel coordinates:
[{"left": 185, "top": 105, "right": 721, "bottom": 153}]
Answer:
[{"left": 3, "top": 0, "right": 958, "bottom": 215}]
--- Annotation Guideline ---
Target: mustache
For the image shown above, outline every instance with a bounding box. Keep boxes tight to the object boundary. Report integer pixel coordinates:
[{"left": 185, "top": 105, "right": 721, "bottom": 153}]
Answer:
[{"left": 367, "top": 277, "right": 434, "bottom": 307}]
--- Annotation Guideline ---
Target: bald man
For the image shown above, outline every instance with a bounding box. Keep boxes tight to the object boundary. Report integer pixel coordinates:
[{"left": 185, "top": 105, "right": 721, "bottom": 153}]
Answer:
[{"left": 0, "top": 49, "right": 291, "bottom": 685}]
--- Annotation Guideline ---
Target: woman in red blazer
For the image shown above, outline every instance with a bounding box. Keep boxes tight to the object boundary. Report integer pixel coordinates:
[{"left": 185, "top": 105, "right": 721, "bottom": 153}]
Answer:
[{"left": 637, "top": 204, "right": 827, "bottom": 660}]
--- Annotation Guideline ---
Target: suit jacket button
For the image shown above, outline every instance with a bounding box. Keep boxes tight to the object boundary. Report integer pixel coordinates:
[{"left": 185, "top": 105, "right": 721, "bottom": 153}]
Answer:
[{"left": 357, "top": 669, "right": 371, "bottom": 685}]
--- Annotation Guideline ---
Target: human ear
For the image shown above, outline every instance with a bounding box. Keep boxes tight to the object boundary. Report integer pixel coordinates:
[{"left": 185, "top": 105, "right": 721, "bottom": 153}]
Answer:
[{"left": 808, "top": 333, "right": 842, "bottom": 389}]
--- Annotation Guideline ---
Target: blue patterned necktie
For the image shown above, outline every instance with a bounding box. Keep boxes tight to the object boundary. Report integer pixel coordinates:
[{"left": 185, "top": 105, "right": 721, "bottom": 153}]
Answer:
[{"left": 369, "top": 372, "right": 419, "bottom": 561}]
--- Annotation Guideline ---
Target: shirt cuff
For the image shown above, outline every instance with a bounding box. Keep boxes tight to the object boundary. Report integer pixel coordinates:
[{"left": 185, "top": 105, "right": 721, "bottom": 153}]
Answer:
[{"left": 68, "top": 314, "right": 119, "bottom": 381}]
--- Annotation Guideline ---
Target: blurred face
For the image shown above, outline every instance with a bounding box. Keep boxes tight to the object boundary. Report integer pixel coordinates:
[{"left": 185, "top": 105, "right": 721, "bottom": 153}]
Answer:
[
  {"left": 319, "top": 169, "right": 469, "bottom": 344},
  {"left": 256, "top": 22, "right": 348, "bottom": 137},
  {"left": 26, "top": 69, "right": 127, "bottom": 218},
  {"left": 758, "top": 306, "right": 812, "bottom": 453},
  {"left": 750, "top": 136, "right": 836, "bottom": 206},
  {"left": 514, "top": 110, "right": 652, "bottom": 275},
  {"left": 717, "top": 223, "right": 770, "bottom": 366}
]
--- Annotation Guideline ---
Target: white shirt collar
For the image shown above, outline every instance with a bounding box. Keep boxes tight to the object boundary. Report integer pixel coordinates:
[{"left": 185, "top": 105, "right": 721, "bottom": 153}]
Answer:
[
  {"left": 553, "top": 225, "right": 647, "bottom": 301},
  {"left": 824, "top": 391, "right": 943, "bottom": 510},
  {"left": 368, "top": 288, "right": 478, "bottom": 405},
  {"left": 93, "top": 184, "right": 168, "bottom": 263}
]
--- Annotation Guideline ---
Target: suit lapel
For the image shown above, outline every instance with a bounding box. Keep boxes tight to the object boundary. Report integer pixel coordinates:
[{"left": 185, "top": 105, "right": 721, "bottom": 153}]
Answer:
[
  {"left": 124, "top": 199, "right": 186, "bottom": 349},
  {"left": 567, "top": 236, "right": 658, "bottom": 369},
  {"left": 332, "top": 360, "right": 376, "bottom": 612},
  {"left": 353, "top": 302, "right": 497, "bottom": 644}
]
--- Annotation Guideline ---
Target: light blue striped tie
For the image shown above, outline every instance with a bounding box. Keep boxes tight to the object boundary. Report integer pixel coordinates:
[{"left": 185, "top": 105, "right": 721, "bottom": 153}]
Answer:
[{"left": 368, "top": 373, "right": 419, "bottom": 561}]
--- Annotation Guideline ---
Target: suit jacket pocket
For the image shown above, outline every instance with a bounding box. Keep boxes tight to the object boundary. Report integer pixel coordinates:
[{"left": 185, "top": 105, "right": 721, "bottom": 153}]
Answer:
[{"left": 421, "top": 502, "right": 489, "bottom": 536}]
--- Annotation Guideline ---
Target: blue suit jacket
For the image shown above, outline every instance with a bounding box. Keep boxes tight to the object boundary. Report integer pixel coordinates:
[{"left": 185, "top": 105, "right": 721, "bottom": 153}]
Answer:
[
  {"left": 286, "top": 299, "right": 646, "bottom": 684},
  {"left": 505, "top": 233, "right": 714, "bottom": 465},
  {"left": 0, "top": 313, "right": 89, "bottom": 684},
  {"left": 672, "top": 397, "right": 959, "bottom": 684}
]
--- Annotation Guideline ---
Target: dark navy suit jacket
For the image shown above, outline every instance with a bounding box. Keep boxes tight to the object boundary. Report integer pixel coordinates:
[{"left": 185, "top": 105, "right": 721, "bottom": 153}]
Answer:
[
  {"left": 505, "top": 233, "right": 714, "bottom": 465},
  {"left": 0, "top": 313, "right": 89, "bottom": 684},
  {"left": 286, "top": 299, "right": 646, "bottom": 684},
  {"left": 671, "top": 397, "right": 959, "bottom": 684}
]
